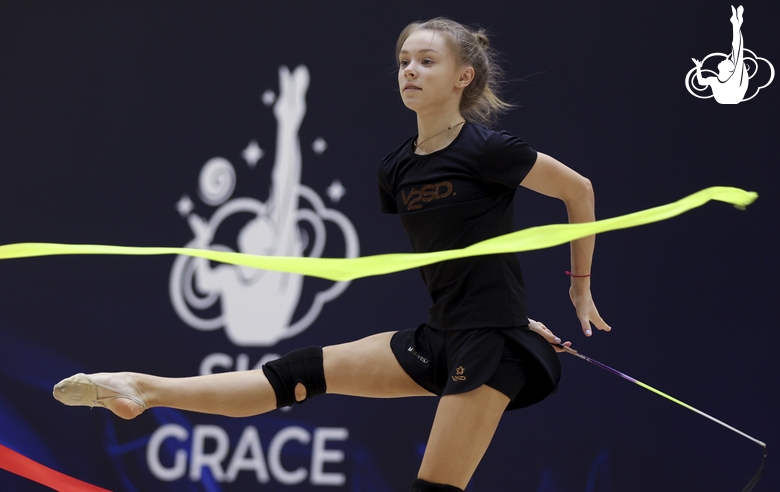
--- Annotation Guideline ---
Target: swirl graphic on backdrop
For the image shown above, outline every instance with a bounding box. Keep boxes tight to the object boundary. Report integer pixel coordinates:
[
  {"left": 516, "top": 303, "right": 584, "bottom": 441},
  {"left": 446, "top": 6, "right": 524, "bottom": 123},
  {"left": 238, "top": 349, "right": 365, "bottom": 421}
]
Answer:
[
  {"left": 169, "top": 65, "right": 359, "bottom": 346},
  {"left": 198, "top": 158, "right": 236, "bottom": 206},
  {"left": 685, "top": 6, "right": 774, "bottom": 104}
]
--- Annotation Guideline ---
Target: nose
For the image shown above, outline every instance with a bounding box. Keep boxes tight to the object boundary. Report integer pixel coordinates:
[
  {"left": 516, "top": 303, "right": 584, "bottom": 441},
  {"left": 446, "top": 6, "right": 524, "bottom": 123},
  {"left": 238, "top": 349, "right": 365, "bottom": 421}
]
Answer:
[{"left": 403, "top": 63, "right": 416, "bottom": 78}]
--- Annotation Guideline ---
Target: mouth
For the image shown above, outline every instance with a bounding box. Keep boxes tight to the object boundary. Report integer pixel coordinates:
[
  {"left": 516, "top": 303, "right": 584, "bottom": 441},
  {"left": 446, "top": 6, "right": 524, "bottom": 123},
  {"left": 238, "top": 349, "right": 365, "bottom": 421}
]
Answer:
[{"left": 403, "top": 83, "right": 421, "bottom": 92}]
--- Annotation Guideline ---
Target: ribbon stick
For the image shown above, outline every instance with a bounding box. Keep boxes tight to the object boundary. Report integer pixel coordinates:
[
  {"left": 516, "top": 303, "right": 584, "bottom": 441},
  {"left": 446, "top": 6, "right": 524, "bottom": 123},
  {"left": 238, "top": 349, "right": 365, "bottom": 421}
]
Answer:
[
  {"left": 558, "top": 345, "right": 767, "bottom": 492},
  {"left": 0, "top": 188, "right": 762, "bottom": 489},
  {"left": 0, "top": 187, "right": 758, "bottom": 279},
  {"left": 0, "top": 444, "right": 111, "bottom": 491}
]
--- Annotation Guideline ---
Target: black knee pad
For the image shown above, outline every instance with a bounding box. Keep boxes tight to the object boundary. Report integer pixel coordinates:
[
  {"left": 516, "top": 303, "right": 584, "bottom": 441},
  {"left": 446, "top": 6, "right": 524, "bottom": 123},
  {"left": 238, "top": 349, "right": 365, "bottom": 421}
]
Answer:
[
  {"left": 262, "top": 346, "right": 326, "bottom": 408},
  {"left": 410, "top": 479, "right": 463, "bottom": 492}
]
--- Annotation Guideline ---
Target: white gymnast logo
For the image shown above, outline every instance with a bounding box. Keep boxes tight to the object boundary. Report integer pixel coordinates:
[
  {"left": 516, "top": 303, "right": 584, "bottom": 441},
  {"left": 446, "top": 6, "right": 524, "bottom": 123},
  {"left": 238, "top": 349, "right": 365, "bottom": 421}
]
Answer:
[
  {"left": 169, "top": 65, "right": 359, "bottom": 346},
  {"left": 685, "top": 5, "right": 774, "bottom": 104}
]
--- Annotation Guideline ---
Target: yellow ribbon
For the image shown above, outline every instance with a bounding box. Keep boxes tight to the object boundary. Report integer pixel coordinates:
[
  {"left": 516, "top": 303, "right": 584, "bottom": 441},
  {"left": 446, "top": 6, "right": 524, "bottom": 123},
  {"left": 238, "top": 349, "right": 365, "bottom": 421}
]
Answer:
[{"left": 0, "top": 187, "right": 757, "bottom": 282}]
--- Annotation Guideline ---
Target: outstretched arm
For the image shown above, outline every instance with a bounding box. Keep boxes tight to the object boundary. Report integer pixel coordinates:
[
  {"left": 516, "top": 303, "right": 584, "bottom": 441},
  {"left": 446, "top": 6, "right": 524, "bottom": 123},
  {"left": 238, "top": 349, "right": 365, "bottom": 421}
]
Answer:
[
  {"left": 521, "top": 152, "right": 611, "bottom": 337},
  {"left": 692, "top": 58, "right": 711, "bottom": 87}
]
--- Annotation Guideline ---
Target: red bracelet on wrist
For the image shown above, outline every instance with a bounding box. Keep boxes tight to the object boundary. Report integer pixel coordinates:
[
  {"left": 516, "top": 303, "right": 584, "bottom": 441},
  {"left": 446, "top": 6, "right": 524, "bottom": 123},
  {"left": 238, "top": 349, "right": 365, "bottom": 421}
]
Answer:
[{"left": 565, "top": 271, "right": 591, "bottom": 278}]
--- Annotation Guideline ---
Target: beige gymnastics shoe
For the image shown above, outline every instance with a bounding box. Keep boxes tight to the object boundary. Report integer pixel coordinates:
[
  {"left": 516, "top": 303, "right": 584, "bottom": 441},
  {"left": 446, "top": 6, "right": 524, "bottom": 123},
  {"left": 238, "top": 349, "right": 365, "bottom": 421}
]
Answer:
[{"left": 53, "top": 373, "right": 146, "bottom": 420}]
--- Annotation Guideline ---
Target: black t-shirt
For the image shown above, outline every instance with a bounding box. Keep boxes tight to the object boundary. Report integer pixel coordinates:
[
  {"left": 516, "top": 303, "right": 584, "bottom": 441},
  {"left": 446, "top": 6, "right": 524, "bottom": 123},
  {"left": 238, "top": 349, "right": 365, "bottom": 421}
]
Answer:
[{"left": 378, "top": 122, "right": 538, "bottom": 330}]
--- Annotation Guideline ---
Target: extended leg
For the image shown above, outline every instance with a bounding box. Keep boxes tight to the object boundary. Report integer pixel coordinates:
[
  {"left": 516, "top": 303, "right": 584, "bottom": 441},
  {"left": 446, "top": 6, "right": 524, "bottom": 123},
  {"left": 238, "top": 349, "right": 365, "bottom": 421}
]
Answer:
[
  {"left": 53, "top": 332, "right": 432, "bottom": 419},
  {"left": 324, "top": 331, "right": 434, "bottom": 398},
  {"left": 729, "top": 6, "right": 744, "bottom": 64},
  {"left": 416, "top": 385, "right": 510, "bottom": 489},
  {"left": 53, "top": 369, "right": 280, "bottom": 420},
  {"left": 264, "top": 331, "right": 434, "bottom": 408}
]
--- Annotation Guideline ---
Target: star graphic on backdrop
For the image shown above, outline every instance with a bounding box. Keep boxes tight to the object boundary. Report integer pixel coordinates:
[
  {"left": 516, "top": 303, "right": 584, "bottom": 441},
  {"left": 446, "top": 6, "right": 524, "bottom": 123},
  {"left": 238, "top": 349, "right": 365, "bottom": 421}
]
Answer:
[
  {"left": 242, "top": 140, "right": 264, "bottom": 167},
  {"left": 176, "top": 195, "right": 194, "bottom": 217},
  {"left": 326, "top": 179, "right": 346, "bottom": 203},
  {"left": 261, "top": 90, "right": 276, "bottom": 107},
  {"left": 312, "top": 137, "right": 328, "bottom": 155}
]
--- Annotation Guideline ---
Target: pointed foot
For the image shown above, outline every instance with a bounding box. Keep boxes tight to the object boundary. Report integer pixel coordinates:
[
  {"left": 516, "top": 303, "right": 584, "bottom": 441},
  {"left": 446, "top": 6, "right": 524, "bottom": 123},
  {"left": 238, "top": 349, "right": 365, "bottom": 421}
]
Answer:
[{"left": 53, "top": 373, "right": 146, "bottom": 420}]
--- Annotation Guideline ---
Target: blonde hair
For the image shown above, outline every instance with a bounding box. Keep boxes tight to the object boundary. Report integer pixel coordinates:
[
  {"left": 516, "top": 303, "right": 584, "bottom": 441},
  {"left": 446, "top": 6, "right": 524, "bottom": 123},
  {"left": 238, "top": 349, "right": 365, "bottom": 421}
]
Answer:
[{"left": 396, "top": 17, "right": 512, "bottom": 126}]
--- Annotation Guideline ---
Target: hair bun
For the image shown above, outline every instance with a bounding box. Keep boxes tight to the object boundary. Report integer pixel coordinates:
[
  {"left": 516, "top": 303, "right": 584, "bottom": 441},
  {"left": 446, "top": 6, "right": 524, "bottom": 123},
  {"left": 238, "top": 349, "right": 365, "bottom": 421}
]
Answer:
[{"left": 474, "top": 30, "right": 490, "bottom": 49}]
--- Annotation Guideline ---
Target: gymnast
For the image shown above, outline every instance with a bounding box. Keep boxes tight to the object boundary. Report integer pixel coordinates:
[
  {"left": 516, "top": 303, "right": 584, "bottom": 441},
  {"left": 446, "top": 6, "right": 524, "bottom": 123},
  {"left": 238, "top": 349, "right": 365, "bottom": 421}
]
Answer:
[
  {"left": 54, "top": 18, "right": 610, "bottom": 491},
  {"left": 692, "top": 5, "right": 748, "bottom": 104}
]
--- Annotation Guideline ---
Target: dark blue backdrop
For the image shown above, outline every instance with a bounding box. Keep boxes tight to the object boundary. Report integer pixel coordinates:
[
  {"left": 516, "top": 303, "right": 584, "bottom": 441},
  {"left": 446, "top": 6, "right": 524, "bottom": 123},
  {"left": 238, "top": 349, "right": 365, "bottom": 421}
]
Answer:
[{"left": 1, "top": 1, "right": 777, "bottom": 491}]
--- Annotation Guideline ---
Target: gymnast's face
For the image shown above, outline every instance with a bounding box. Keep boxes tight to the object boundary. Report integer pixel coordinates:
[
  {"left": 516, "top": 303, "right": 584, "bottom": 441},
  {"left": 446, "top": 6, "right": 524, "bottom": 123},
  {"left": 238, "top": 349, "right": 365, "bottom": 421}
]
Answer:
[{"left": 398, "top": 30, "right": 463, "bottom": 113}]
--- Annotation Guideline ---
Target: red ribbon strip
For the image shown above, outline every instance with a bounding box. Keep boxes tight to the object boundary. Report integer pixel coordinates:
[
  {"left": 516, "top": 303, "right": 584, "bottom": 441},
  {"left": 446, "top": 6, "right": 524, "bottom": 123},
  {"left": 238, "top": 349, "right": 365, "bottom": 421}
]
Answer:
[{"left": 0, "top": 444, "right": 111, "bottom": 491}]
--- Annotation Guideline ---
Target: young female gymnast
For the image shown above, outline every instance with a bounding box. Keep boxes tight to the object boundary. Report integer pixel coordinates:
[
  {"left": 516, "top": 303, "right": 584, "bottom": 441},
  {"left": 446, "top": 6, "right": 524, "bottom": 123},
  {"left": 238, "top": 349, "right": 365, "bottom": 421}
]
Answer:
[{"left": 54, "top": 18, "right": 610, "bottom": 491}]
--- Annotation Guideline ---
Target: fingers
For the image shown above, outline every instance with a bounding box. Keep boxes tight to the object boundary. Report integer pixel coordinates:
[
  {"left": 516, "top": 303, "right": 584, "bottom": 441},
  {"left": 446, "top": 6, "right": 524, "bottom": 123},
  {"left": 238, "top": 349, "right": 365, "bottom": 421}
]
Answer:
[
  {"left": 528, "top": 319, "right": 561, "bottom": 344},
  {"left": 593, "top": 315, "right": 612, "bottom": 333},
  {"left": 536, "top": 322, "right": 569, "bottom": 348},
  {"left": 553, "top": 341, "right": 572, "bottom": 353},
  {"left": 537, "top": 322, "right": 555, "bottom": 341},
  {"left": 587, "top": 307, "right": 611, "bottom": 333},
  {"left": 579, "top": 315, "right": 593, "bottom": 337},
  {"left": 579, "top": 313, "right": 611, "bottom": 337}
]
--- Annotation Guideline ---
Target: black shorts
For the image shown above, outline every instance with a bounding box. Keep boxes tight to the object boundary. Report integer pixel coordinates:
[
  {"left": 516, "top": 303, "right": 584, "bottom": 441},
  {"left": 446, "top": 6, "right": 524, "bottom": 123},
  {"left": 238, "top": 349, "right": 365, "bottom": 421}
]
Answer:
[{"left": 391, "top": 324, "right": 561, "bottom": 411}]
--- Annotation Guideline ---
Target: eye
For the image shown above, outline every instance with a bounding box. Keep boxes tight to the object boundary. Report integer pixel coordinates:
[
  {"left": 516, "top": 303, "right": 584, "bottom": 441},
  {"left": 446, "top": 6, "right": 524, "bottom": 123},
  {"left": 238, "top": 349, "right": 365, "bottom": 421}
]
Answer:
[
  {"left": 399, "top": 59, "right": 409, "bottom": 67},
  {"left": 422, "top": 58, "right": 434, "bottom": 65}
]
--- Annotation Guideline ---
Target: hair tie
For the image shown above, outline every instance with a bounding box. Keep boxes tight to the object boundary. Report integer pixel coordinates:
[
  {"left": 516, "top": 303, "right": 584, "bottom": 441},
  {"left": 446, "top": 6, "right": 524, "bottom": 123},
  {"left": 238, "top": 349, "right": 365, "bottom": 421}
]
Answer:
[{"left": 565, "top": 271, "right": 591, "bottom": 278}]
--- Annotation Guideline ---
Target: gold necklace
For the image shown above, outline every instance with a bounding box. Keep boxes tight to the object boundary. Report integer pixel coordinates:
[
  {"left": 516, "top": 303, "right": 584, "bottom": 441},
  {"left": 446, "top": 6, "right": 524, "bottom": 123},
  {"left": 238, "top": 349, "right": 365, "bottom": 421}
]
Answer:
[{"left": 414, "top": 120, "right": 466, "bottom": 149}]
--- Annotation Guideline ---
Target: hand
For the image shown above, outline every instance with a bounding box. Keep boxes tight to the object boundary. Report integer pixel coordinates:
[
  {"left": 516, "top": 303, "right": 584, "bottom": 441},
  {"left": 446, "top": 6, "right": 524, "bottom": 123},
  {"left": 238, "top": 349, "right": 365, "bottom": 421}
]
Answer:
[
  {"left": 528, "top": 318, "right": 572, "bottom": 353},
  {"left": 569, "top": 287, "right": 611, "bottom": 337}
]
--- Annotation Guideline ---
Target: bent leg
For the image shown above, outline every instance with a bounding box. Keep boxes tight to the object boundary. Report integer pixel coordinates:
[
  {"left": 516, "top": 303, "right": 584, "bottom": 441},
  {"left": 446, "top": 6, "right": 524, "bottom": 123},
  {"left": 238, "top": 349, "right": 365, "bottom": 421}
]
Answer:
[{"left": 417, "top": 385, "right": 510, "bottom": 489}]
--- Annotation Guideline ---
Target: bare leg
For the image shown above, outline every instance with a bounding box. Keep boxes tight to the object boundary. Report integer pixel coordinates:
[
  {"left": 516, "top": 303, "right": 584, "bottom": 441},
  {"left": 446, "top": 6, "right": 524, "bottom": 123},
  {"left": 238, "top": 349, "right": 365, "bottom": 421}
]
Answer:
[
  {"left": 54, "top": 334, "right": 506, "bottom": 488},
  {"left": 141, "top": 370, "right": 278, "bottom": 418},
  {"left": 417, "top": 385, "right": 510, "bottom": 489},
  {"left": 53, "top": 332, "right": 432, "bottom": 420},
  {"left": 324, "top": 331, "right": 434, "bottom": 398}
]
